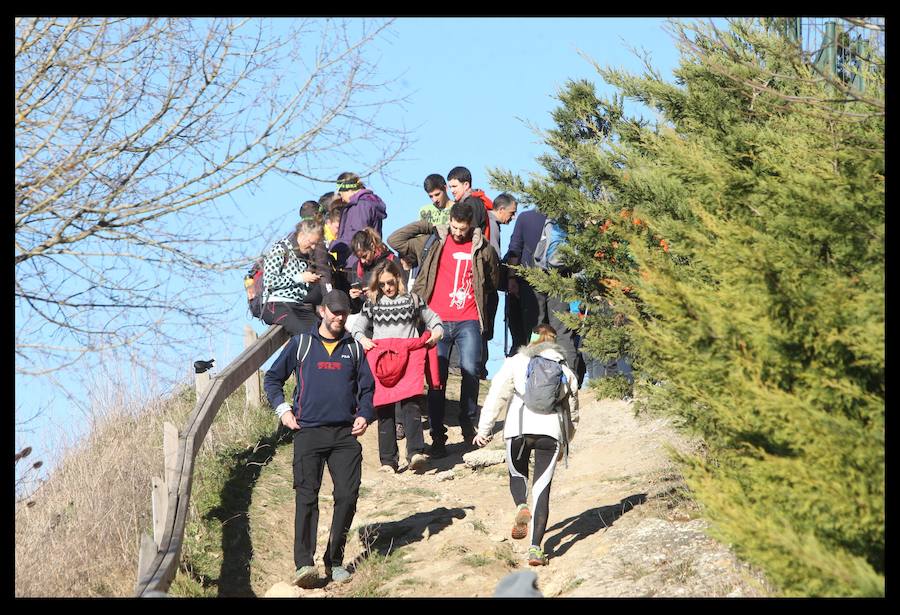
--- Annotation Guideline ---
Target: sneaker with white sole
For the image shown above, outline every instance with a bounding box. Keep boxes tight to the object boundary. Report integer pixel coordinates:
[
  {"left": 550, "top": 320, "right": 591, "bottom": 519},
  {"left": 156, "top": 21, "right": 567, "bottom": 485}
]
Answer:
[
  {"left": 293, "top": 565, "right": 319, "bottom": 588},
  {"left": 379, "top": 464, "right": 397, "bottom": 474}
]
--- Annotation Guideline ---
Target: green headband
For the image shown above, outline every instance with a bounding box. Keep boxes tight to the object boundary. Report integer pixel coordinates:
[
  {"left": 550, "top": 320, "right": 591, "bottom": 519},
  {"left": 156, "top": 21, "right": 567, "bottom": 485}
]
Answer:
[{"left": 336, "top": 181, "right": 360, "bottom": 192}]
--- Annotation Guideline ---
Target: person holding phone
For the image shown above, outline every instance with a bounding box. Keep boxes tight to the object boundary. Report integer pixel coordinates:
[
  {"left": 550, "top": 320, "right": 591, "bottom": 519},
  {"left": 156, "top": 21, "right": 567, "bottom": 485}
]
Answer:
[
  {"left": 347, "top": 227, "right": 398, "bottom": 314},
  {"left": 261, "top": 218, "right": 325, "bottom": 336}
]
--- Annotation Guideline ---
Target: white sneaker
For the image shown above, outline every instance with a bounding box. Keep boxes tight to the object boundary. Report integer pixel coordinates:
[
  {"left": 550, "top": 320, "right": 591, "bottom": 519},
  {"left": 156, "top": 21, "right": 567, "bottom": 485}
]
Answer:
[{"left": 379, "top": 464, "right": 397, "bottom": 474}]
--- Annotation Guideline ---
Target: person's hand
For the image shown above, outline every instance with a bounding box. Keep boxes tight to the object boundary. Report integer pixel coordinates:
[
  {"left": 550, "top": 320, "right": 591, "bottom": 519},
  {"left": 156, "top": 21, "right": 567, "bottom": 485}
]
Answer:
[
  {"left": 359, "top": 336, "right": 377, "bottom": 351},
  {"left": 302, "top": 271, "right": 321, "bottom": 283},
  {"left": 473, "top": 434, "right": 490, "bottom": 447},
  {"left": 348, "top": 287, "right": 363, "bottom": 299},
  {"left": 507, "top": 277, "right": 520, "bottom": 297},
  {"left": 426, "top": 330, "right": 443, "bottom": 347},
  {"left": 280, "top": 411, "right": 300, "bottom": 431},
  {"left": 351, "top": 416, "right": 369, "bottom": 437}
]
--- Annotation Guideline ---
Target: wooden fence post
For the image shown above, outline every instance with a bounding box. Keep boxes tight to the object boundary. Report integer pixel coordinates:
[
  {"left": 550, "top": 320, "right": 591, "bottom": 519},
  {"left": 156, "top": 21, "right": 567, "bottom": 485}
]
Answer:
[
  {"left": 243, "top": 325, "right": 260, "bottom": 408},
  {"left": 150, "top": 477, "right": 167, "bottom": 546},
  {"left": 194, "top": 369, "right": 210, "bottom": 398}
]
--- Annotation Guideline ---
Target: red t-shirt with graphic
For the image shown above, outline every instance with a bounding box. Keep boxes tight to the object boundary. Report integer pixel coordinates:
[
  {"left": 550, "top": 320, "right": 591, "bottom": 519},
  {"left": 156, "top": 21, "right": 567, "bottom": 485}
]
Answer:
[{"left": 430, "top": 239, "right": 479, "bottom": 323}]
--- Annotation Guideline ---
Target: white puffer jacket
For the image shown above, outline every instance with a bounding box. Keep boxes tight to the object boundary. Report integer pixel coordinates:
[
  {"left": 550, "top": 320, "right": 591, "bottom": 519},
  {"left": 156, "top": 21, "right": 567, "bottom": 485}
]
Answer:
[{"left": 476, "top": 342, "right": 579, "bottom": 445}]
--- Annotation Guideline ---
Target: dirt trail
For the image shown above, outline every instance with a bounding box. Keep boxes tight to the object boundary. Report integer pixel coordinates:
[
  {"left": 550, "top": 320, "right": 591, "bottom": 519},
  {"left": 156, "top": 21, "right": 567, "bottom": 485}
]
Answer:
[{"left": 245, "top": 381, "right": 770, "bottom": 598}]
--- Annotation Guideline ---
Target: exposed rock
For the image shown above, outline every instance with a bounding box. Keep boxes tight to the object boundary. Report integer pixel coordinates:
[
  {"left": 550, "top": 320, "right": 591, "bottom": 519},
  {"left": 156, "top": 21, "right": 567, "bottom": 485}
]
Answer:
[
  {"left": 436, "top": 470, "right": 455, "bottom": 481},
  {"left": 462, "top": 449, "right": 506, "bottom": 468},
  {"left": 264, "top": 582, "right": 300, "bottom": 598}
]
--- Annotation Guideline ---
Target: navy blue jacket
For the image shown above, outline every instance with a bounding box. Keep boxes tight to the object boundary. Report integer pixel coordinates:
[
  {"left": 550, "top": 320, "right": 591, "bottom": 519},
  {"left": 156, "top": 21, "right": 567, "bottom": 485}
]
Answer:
[
  {"left": 504, "top": 208, "right": 547, "bottom": 268},
  {"left": 264, "top": 328, "right": 375, "bottom": 427}
]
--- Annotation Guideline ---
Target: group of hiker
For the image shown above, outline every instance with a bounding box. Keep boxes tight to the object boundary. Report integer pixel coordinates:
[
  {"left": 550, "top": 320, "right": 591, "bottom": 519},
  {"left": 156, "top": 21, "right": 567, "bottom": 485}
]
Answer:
[{"left": 258, "top": 166, "right": 600, "bottom": 588}]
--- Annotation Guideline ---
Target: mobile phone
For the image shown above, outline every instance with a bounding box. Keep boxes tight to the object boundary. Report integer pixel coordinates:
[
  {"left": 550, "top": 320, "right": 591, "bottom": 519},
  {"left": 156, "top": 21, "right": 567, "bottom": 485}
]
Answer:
[{"left": 350, "top": 281, "right": 361, "bottom": 289}]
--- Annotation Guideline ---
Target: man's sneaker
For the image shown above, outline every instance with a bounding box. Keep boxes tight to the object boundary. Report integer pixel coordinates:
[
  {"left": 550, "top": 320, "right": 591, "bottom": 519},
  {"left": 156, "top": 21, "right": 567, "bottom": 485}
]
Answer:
[
  {"left": 379, "top": 464, "right": 397, "bottom": 474},
  {"left": 527, "top": 546, "right": 548, "bottom": 566},
  {"left": 408, "top": 453, "right": 428, "bottom": 472},
  {"left": 327, "top": 565, "right": 352, "bottom": 584},
  {"left": 511, "top": 503, "right": 531, "bottom": 540},
  {"left": 395, "top": 422, "right": 406, "bottom": 441},
  {"left": 293, "top": 565, "right": 319, "bottom": 588},
  {"left": 428, "top": 441, "right": 447, "bottom": 459}
]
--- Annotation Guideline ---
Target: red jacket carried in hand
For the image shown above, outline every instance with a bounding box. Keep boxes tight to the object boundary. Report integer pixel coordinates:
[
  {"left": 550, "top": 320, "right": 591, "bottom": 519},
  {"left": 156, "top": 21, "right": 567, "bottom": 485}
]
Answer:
[{"left": 366, "top": 331, "right": 441, "bottom": 406}]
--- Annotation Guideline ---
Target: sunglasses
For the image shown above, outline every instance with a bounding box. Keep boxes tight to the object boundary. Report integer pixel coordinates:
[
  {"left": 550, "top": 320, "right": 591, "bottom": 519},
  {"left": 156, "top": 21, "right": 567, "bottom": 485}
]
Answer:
[{"left": 378, "top": 279, "right": 397, "bottom": 288}]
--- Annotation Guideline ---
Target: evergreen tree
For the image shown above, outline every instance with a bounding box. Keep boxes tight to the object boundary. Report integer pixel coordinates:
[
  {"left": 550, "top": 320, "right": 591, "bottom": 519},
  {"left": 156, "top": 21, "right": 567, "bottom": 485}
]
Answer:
[{"left": 490, "top": 18, "right": 883, "bottom": 596}]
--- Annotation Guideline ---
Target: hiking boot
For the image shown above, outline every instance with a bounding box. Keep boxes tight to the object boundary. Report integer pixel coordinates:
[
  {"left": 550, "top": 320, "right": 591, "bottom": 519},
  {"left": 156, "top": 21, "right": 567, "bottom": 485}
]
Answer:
[
  {"left": 428, "top": 441, "right": 447, "bottom": 459},
  {"left": 293, "top": 565, "right": 319, "bottom": 588},
  {"left": 527, "top": 546, "right": 548, "bottom": 566},
  {"left": 511, "top": 503, "right": 531, "bottom": 540},
  {"left": 408, "top": 453, "right": 428, "bottom": 472},
  {"left": 327, "top": 565, "right": 352, "bottom": 584},
  {"left": 396, "top": 422, "right": 406, "bottom": 441}
]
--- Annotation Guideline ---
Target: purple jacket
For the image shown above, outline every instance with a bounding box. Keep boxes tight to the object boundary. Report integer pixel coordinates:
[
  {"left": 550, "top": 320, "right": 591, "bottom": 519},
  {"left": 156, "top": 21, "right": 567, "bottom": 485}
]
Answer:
[{"left": 333, "top": 189, "right": 388, "bottom": 268}]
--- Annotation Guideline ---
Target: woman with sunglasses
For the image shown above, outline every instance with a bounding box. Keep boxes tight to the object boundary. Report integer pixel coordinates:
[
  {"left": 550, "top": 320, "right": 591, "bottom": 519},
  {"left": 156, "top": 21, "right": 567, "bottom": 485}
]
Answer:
[{"left": 349, "top": 259, "right": 443, "bottom": 473}]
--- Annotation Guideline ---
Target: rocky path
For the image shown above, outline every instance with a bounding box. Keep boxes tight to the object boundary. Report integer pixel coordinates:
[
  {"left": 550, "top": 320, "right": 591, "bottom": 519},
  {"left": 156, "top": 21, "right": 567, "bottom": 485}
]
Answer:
[{"left": 245, "top": 384, "right": 770, "bottom": 598}]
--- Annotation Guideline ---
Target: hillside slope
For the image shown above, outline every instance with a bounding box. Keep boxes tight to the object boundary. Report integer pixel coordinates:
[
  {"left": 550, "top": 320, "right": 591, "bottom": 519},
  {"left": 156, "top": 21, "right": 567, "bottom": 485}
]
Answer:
[{"left": 242, "top": 382, "right": 771, "bottom": 598}]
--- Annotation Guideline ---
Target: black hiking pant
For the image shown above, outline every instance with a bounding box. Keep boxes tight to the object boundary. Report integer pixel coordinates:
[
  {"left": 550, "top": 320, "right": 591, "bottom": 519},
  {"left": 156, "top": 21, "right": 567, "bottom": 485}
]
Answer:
[
  {"left": 376, "top": 397, "right": 426, "bottom": 468},
  {"left": 292, "top": 424, "right": 362, "bottom": 570},
  {"left": 507, "top": 435, "right": 560, "bottom": 548},
  {"left": 263, "top": 301, "right": 319, "bottom": 337},
  {"left": 506, "top": 279, "right": 547, "bottom": 355}
]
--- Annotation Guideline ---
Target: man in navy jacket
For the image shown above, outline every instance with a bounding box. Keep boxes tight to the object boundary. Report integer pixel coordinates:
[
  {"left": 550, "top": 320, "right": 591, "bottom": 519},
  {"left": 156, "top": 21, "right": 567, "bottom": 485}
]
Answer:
[{"left": 264, "top": 289, "right": 375, "bottom": 588}]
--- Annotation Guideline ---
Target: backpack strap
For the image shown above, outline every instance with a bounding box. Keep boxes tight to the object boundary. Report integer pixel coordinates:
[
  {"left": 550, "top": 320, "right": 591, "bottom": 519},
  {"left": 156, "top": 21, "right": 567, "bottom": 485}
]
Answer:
[
  {"left": 295, "top": 333, "right": 313, "bottom": 366},
  {"left": 347, "top": 338, "right": 361, "bottom": 371}
]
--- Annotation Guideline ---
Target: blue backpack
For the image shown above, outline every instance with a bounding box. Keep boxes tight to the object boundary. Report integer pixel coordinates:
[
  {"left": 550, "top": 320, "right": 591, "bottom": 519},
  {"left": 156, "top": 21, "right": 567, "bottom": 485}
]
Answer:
[{"left": 532, "top": 218, "right": 567, "bottom": 270}]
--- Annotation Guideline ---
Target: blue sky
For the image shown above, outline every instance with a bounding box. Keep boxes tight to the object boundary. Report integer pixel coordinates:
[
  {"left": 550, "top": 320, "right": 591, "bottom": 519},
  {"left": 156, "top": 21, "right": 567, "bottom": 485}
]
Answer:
[{"left": 15, "top": 17, "right": 687, "bottom": 472}]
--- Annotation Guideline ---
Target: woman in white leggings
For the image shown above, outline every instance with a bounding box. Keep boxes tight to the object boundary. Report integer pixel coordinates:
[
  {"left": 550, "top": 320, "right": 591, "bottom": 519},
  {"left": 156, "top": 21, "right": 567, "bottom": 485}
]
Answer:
[{"left": 474, "top": 324, "right": 579, "bottom": 566}]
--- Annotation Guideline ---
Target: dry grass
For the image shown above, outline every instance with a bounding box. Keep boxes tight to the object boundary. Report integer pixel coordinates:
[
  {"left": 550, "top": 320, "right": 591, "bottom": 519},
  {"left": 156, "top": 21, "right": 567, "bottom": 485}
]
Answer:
[{"left": 14, "top": 367, "right": 275, "bottom": 597}]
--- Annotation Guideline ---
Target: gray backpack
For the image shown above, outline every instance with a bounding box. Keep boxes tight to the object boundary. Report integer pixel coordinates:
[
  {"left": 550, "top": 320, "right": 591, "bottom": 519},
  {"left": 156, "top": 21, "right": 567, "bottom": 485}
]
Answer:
[
  {"left": 522, "top": 355, "right": 566, "bottom": 413},
  {"left": 517, "top": 354, "right": 573, "bottom": 467}
]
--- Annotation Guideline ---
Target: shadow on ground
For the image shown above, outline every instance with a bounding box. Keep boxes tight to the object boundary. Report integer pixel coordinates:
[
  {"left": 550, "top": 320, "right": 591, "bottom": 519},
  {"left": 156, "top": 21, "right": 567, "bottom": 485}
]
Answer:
[
  {"left": 351, "top": 505, "right": 472, "bottom": 565},
  {"left": 204, "top": 425, "right": 294, "bottom": 597},
  {"left": 543, "top": 493, "right": 647, "bottom": 559}
]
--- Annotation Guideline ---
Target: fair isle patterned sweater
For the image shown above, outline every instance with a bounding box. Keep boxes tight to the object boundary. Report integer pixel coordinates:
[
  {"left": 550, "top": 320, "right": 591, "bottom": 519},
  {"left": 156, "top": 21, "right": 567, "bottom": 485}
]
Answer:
[{"left": 349, "top": 293, "right": 444, "bottom": 341}]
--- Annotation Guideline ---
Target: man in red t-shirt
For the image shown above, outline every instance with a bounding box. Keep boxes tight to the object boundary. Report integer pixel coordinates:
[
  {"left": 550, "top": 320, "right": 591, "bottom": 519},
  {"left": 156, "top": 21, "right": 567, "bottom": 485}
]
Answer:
[{"left": 386, "top": 201, "right": 500, "bottom": 458}]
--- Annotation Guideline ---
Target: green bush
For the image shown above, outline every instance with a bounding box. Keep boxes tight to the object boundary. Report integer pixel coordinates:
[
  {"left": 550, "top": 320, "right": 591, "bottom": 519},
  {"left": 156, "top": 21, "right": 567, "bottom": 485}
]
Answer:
[{"left": 490, "top": 18, "right": 883, "bottom": 596}]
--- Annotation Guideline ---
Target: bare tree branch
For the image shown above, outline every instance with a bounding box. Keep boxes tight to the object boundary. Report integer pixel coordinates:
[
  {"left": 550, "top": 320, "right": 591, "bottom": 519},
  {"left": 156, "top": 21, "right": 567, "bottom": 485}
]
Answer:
[{"left": 15, "top": 17, "right": 410, "bottom": 377}]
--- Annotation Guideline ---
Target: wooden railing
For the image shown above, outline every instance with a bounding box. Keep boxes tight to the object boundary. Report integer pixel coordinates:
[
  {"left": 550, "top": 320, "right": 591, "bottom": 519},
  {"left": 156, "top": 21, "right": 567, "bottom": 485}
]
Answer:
[{"left": 133, "top": 324, "right": 290, "bottom": 597}]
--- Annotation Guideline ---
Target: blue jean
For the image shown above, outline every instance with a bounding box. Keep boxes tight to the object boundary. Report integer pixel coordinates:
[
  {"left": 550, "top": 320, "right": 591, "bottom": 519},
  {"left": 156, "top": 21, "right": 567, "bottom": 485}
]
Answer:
[{"left": 427, "top": 319, "right": 482, "bottom": 445}]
